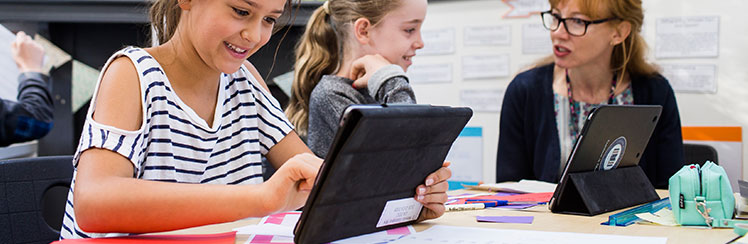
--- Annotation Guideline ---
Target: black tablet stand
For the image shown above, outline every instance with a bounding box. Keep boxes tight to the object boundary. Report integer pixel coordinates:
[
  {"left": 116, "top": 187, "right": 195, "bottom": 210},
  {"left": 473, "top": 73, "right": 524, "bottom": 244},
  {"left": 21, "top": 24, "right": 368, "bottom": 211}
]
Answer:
[{"left": 551, "top": 166, "right": 660, "bottom": 216}]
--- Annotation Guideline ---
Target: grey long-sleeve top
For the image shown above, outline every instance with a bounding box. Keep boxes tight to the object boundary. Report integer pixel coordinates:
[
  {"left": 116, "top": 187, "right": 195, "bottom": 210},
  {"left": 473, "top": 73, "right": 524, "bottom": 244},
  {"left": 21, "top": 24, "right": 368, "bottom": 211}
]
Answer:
[{"left": 308, "top": 65, "right": 416, "bottom": 157}]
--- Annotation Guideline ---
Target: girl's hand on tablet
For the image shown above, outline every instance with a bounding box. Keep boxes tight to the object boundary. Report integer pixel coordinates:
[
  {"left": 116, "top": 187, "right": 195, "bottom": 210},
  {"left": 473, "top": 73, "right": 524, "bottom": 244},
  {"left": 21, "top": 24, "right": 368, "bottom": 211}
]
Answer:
[
  {"left": 415, "top": 161, "right": 452, "bottom": 221},
  {"left": 261, "top": 153, "right": 323, "bottom": 214}
]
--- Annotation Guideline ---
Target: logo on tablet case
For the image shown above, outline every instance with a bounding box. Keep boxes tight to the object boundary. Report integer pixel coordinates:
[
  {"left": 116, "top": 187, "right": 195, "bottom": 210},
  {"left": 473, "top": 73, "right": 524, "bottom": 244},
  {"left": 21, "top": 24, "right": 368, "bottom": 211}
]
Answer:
[{"left": 600, "top": 136, "right": 627, "bottom": 171}]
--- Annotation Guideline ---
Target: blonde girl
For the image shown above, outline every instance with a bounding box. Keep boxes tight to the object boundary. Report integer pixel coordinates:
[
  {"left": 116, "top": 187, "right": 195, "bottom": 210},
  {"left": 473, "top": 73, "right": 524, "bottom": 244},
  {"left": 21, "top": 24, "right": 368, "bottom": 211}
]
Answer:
[{"left": 285, "top": 0, "right": 426, "bottom": 157}]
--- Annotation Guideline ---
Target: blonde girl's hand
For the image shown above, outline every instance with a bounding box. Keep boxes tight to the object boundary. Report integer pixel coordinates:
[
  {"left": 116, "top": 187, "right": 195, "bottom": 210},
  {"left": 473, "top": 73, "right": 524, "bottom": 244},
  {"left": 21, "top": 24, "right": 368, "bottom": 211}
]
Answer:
[
  {"left": 10, "top": 31, "right": 45, "bottom": 73},
  {"left": 415, "top": 162, "right": 452, "bottom": 222},
  {"left": 261, "top": 153, "right": 323, "bottom": 214},
  {"left": 349, "top": 54, "right": 391, "bottom": 89}
]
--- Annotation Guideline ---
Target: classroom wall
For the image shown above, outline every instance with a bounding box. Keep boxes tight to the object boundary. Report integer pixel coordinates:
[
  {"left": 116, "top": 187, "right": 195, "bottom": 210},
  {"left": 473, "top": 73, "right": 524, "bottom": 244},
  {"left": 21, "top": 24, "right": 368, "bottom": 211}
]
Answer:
[{"left": 412, "top": 0, "right": 748, "bottom": 184}]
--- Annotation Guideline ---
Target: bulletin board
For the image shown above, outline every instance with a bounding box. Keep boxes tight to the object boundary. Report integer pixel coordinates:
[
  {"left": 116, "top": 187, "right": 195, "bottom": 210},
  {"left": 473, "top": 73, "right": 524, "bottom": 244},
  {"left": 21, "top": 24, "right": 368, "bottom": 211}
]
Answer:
[{"left": 415, "top": 0, "right": 748, "bottom": 184}]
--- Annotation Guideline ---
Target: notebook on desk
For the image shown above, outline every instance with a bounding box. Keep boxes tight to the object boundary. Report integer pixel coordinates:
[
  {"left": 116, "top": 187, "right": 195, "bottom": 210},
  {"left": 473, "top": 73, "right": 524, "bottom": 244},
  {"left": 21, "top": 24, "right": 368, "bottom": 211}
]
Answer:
[
  {"left": 549, "top": 105, "right": 662, "bottom": 215},
  {"left": 293, "top": 104, "right": 472, "bottom": 244}
]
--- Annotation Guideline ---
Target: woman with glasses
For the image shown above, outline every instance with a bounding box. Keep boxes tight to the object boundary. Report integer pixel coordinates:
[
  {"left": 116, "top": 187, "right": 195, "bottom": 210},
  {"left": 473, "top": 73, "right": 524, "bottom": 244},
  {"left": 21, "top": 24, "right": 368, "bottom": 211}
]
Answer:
[{"left": 496, "top": 0, "right": 684, "bottom": 188}]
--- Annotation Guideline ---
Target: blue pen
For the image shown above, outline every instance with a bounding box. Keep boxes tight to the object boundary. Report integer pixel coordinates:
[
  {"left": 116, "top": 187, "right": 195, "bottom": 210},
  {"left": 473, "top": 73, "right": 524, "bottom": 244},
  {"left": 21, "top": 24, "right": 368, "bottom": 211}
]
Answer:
[{"left": 465, "top": 199, "right": 543, "bottom": 207}]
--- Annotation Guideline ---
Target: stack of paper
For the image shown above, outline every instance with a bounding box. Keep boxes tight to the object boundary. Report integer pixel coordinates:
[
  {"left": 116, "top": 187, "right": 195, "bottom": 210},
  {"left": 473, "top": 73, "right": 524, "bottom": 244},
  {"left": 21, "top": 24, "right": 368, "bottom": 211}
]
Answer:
[{"left": 465, "top": 179, "right": 557, "bottom": 193}]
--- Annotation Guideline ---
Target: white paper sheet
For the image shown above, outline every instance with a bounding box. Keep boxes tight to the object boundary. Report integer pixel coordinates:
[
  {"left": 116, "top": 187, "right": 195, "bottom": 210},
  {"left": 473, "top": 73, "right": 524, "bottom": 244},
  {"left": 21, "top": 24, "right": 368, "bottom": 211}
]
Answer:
[
  {"left": 660, "top": 63, "right": 717, "bottom": 93},
  {"left": 635, "top": 208, "right": 679, "bottom": 226},
  {"left": 521, "top": 23, "right": 552, "bottom": 54},
  {"left": 0, "top": 24, "right": 20, "bottom": 101},
  {"left": 464, "top": 25, "right": 511, "bottom": 46},
  {"left": 460, "top": 89, "right": 504, "bottom": 113},
  {"left": 462, "top": 54, "right": 510, "bottom": 80},
  {"left": 502, "top": 0, "right": 550, "bottom": 18},
  {"left": 390, "top": 225, "right": 667, "bottom": 244},
  {"left": 655, "top": 16, "right": 720, "bottom": 58},
  {"left": 445, "top": 127, "right": 483, "bottom": 183},
  {"left": 417, "top": 28, "right": 455, "bottom": 56},
  {"left": 235, "top": 224, "right": 295, "bottom": 237},
  {"left": 376, "top": 198, "right": 423, "bottom": 228},
  {"left": 406, "top": 63, "right": 452, "bottom": 84}
]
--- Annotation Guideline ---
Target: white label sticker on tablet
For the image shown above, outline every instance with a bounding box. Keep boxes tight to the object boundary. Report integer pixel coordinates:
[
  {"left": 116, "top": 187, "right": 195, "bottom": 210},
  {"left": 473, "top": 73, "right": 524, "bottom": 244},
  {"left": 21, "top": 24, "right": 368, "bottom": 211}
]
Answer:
[{"left": 376, "top": 197, "right": 423, "bottom": 228}]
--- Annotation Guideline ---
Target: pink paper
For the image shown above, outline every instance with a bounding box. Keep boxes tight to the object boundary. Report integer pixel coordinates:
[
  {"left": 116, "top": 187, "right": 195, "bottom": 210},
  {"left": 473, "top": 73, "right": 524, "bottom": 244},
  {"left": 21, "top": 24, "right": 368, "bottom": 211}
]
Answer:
[{"left": 386, "top": 226, "right": 412, "bottom": 235}]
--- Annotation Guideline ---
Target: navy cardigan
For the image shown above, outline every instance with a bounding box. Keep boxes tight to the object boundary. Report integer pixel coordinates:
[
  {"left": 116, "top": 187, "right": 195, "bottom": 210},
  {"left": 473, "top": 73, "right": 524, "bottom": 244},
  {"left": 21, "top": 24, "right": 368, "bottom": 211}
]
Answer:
[{"left": 496, "top": 64, "right": 684, "bottom": 188}]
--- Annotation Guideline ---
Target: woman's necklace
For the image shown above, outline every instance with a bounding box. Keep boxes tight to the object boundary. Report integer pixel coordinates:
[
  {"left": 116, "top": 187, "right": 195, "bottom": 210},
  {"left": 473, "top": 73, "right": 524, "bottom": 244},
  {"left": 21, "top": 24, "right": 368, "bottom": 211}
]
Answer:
[{"left": 565, "top": 69, "right": 617, "bottom": 138}]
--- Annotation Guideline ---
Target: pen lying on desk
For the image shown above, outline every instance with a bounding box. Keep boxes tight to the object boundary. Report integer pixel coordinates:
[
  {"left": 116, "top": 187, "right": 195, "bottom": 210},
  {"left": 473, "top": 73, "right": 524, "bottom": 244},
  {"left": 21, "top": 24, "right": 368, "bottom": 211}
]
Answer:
[{"left": 446, "top": 200, "right": 544, "bottom": 211}]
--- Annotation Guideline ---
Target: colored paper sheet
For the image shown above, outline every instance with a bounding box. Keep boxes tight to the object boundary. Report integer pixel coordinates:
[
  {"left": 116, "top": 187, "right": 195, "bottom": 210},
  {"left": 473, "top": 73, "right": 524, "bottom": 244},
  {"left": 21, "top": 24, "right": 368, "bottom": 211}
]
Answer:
[
  {"left": 237, "top": 211, "right": 416, "bottom": 244},
  {"left": 502, "top": 0, "right": 550, "bottom": 18},
  {"left": 449, "top": 192, "right": 553, "bottom": 205},
  {"left": 51, "top": 232, "right": 236, "bottom": 244},
  {"left": 477, "top": 216, "right": 534, "bottom": 224},
  {"left": 72, "top": 60, "right": 100, "bottom": 112}
]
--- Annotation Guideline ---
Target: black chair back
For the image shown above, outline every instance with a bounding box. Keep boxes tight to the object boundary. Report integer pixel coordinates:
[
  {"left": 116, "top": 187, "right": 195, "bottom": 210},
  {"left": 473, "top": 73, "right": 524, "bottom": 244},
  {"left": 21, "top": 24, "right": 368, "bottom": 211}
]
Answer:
[
  {"left": 684, "top": 143, "right": 719, "bottom": 166},
  {"left": 0, "top": 155, "right": 73, "bottom": 244}
]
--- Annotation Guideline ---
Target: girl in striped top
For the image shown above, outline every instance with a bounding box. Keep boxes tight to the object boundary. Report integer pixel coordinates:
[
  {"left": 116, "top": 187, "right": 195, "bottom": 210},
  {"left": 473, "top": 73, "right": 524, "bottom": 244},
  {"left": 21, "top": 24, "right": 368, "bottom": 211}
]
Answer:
[{"left": 61, "top": 0, "right": 452, "bottom": 239}]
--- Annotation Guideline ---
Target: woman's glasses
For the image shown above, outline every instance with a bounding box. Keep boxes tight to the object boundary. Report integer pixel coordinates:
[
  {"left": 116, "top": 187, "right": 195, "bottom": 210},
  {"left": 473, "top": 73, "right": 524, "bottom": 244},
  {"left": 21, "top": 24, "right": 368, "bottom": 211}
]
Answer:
[{"left": 541, "top": 11, "right": 618, "bottom": 36}]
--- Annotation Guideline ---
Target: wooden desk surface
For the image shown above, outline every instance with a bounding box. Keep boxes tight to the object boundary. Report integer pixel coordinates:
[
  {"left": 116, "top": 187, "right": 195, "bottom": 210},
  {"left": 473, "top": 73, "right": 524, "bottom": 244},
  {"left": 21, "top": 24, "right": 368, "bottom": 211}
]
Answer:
[{"left": 160, "top": 190, "right": 737, "bottom": 244}]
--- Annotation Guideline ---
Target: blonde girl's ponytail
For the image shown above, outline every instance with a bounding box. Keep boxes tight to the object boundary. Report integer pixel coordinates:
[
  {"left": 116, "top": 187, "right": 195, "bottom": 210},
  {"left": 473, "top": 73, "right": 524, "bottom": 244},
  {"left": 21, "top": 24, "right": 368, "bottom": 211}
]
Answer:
[
  {"left": 285, "top": 5, "right": 339, "bottom": 138},
  {"left": 285, "top": 0, "right": 401, "bottom": 138}
]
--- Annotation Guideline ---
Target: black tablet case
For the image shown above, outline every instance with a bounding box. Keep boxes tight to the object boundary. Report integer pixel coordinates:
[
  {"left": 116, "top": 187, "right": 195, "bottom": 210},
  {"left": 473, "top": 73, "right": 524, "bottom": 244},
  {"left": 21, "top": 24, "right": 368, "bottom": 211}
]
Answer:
[
  {"left": 294, "top": 105, "right": 472, "bottom": 244},
  {"left": 550, "top": 105, "right": 662, "bottom": 216}
]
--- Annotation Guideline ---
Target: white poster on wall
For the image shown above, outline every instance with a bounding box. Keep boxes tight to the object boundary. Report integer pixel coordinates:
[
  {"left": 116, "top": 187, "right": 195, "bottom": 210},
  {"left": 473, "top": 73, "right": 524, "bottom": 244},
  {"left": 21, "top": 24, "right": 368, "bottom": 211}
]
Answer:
[
  {"left": 417, "top": 28, "right": 455, "bottom": 56},
  {"left": 0, "top": 24, "right": 20, "bottom": 101},
  {"left": 661, "top": 64, "right": 717, "bottom": 93},
  {"left": 406, "top": 63, "right": 453, "bottom": 84},
  {"left": 460, "top": 89, "right": 504, "bottom": 112},
  {"left": 655, "top": 16, "right": 720, "bottom": 58},
  {"left": 464, "top": 25, "right": 511, "bottom": 46},
  {"left": 445, "top": 127, "right": 483, "bottom": 184},
  {"left": 522, "top": 23, "right": 552, "bottom": 55},
  {"left": 462, "top": 54, "right": 510, "bottom": 80}
]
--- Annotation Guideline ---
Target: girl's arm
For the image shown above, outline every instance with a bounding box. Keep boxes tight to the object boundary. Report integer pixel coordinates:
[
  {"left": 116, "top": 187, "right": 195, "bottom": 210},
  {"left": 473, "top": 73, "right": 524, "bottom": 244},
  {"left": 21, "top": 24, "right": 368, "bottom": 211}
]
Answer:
[
  {"left": 74, "top": 58, "right": 320, "bottom": 233},
  {"left": 350, "top": 54, "right": 416, "bottom": 104}
]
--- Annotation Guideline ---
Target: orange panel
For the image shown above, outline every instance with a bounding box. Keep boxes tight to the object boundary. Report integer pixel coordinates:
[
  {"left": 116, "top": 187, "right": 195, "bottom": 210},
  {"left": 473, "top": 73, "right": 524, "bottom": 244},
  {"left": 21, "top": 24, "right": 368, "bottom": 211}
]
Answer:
[{"left": 682, "top": 126, "right": 742, "bottom": 142}]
